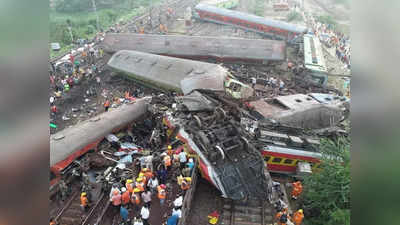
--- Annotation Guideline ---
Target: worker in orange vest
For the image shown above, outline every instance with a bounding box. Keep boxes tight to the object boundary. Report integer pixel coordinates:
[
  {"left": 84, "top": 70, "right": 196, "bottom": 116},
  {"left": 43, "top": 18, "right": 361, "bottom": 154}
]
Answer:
[
  {"left": 49, "top": 218, "right": 56, "bottom": 225},
  {"left": 142, "top": 168, "right": 153, "bottom": 182},
  {"left": 131, "top": 188, "right": 141, "bottom": 212},
  {"left": 104, "top": 99, "right": 110, "bottom": 112},
  {"left": 275, "top": 208, "right": 291, "bottom": 225},
  {"left": 167, "top": 145, "right": 173, "bottom": 156},
  {"left": 136, "top": 177, "right": 145, "bottom": 192},
  {"left": 291, "top": 181, "right": 303, "bottom": 200},
  {"left": 80, "top": 192, "right": 89, "bottom": 212},
  {"left": 157, "top": 184, "right": 167, "bottom": 206},
  {"left": 126, "top": 179, "right": 134, "bottom": 194},
  {"left": 292, "top": 209, "right": 304, "bottom": 225},
  {"left": 121, "top": 187, "right": 131, "bottom": 206}
]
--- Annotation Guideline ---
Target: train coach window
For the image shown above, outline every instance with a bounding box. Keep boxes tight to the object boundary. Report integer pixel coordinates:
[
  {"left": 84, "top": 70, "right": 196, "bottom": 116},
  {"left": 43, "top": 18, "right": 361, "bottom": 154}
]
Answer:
[
  {"left": 264, "top": 156, "right": 271, "bottom": 162},
  {"left": 283, "top": 159, "right": 293, "bottom": 164},
  {"left": 272, "top": 157, "right": 282, "bottom": 163}
]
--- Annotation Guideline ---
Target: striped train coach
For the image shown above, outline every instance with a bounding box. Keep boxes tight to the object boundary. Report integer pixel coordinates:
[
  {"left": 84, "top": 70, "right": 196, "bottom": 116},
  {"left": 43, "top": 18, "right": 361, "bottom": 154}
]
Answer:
[
  {"left": 261, "top": 145, "right": 323, "bottom": 174},
  {"left": 194, "top": 3, "right": 307, "bottom": 41}
]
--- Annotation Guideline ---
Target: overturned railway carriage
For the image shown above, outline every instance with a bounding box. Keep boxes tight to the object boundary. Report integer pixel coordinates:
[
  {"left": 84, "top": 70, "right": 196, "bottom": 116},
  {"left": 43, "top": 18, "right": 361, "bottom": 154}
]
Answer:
[
  {"left": 194, "top": 3, "right": 307, "bottom": 41},
  {"left": 107, "top": 50, "right": 254, "bottom": 98},
  {"left": 164, "top": 114, "right": 272, "bottom": 200},
  {"left": 102, "top": 33, "right": 286, "bottom": 63},
  {"left": 50, "top": 99, "right": 150, "bottom": 194}
]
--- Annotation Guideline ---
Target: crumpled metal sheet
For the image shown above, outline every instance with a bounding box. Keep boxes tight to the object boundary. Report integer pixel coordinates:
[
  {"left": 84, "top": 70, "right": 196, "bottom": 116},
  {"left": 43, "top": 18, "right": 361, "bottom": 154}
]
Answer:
[{"left": 175, "top": 91, "right": 217, "bottom": 111}]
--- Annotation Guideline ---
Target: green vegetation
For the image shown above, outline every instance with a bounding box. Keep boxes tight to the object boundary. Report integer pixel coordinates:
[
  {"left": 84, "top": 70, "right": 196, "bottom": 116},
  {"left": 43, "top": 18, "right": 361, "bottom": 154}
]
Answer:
[
  {"left": 253, "top": 0, "right": 265, "bottom": 17},
  {"left": 302, "top": 137, "right": 351, "bottom": 225},
  {"left": 50, "top": 0, "right": 162, "bottom": 59},
  {"left": 316, "top": 14, "right": 349, "bottom": 35},
  {"left": 287, "top": 11, "right": 303, "bottom": 22}
]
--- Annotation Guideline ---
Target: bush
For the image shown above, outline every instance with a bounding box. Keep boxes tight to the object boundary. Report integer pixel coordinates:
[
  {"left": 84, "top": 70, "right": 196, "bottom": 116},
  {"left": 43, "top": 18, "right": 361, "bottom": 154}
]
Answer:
[
  {"left": 302, "top": 138, "right": 351, "bottom": 225},
  {"left": 287, "top": 11, "right": 303, "bottom": 22}
]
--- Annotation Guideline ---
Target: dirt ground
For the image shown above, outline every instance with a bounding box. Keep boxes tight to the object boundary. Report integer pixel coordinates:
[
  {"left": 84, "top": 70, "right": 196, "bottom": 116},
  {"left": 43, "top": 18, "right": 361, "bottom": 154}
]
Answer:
[{"left": 186, "top": 178, "right": 224, "bottom": 225}]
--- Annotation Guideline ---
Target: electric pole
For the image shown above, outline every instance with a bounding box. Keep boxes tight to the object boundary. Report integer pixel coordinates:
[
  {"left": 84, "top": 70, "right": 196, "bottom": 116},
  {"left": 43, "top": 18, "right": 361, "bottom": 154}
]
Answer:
[{"left": 91, "top": 0, "right": 100, "bottom": 31}]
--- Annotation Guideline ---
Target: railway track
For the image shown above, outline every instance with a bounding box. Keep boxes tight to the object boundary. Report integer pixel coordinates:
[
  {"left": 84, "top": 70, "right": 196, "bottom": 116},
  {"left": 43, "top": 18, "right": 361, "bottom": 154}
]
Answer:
[
  {"left": 221, "top": 199, "right": 274, "bottom": 225},
  {"left": 54, "top": 190, "right": 108, "bottom": 225}
]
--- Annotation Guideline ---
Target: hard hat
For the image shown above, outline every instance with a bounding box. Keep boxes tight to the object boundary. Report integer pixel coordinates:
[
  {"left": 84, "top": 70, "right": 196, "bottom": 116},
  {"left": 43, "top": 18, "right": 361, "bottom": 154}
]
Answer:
[
  {"left": 168, "top": 145, "right": 172, "bottom": 150},
  {"left": 189, "top": 158, "right": 193, "bottom": 163},
  {"left": 160, "top": 184, "right": 166, "bottom": 189},
  {"left": 126, "top": 179, "right": 133, "bottom": 184},
  {"left": 138, "top": 172, "right": 144, "bottom": 178},
  {"left": 142, "top": 168, "right": 148, "bottom": 172},
  {"left": 299, "top": 209, "right": 303, "bottom": 213},
  {"left": 137, "top": 177, "right": 143, "bottom": 182},
  {"left": 134, "top": 188, "right": 141, "bottom": 193},
  {"left": 161, "top": 152, "right": 167, "bottom": 157},
  {"left": 81, "top": 192, "right": 86, "bottom": 196},
  {"left": 121, "top": 187, "right": 127, "bottom": 192},
  {"left": 185, "top": 177, "right": 192, "bottom": 182}
]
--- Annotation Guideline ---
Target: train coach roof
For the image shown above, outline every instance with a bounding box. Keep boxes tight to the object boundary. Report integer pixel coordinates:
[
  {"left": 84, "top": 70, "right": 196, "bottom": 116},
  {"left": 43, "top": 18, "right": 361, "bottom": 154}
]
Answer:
[
  {"left": 50, "top": 98, "right": 150, "bottom": 168},
  {"left": 108, "top": 50, "right": 229, "bottom": 95},
  {"left": 102, "top": 33, "right": 286, "bottom": 61},
  {"left": 195, "top": 3, "right": 307, "bottom": 34}
]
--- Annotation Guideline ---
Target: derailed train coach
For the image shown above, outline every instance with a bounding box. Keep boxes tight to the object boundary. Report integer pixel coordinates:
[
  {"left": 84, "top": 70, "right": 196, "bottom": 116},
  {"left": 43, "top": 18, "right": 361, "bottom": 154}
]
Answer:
[
  {"left": 102, "top": 33, "right": 286, "bottom": 64},
  {"left": 194, "top": 3, "right": 307, "bottom": 42},
  {"left": 50, "top": 99, "right": 150, "bottom": 195},
  {"left": 107, "top": 50, "right": 254, "bottom": 99}
]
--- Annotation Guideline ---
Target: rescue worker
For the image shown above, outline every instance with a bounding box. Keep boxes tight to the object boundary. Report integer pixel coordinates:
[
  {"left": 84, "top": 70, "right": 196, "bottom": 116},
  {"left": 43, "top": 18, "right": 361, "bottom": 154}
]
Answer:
[
  {"left": 80, "top": 192, "right": 89, "bottom": 212},
  {"left": 292, "top": 209, "right": 304, "bottom": 225},
  {"left": 126, "top": 179, "right": 134, "bottom": 194},
  {"left": 167, "top": 145, "right": 173, "bottom": 156},
  {"left": 173, "top": 195, "right": 183, "bottom": 209},
  {"left": 167, "top": 214, "right": 179, "bottom": 225},
  {"left": 141, "top": 189, "right": 152, "bottom": 206},
  {"left": 147, "top": 175, "right": 159, "bottom": 195},
  {"left": 187, "top": 158, "right": 194, "bottom": 172},
  {"left": 291, "top": 181, "right": 303, "bottom": 200},
  {"left": 104, "top": 99, "right": 110, "bottom": 112},
  {"left": 50, "top": 218, "right": 57, "bottom": 225},
  {"left": 59, "top": 179, "right": 69, "bottom": 201},
  {"left": 133, "top": 217, "right": 144, "bottom": 225},
  {"left": 136, "top": 177, "right": 145, "bottom": 192},
  {"left": 131, "top": 188, "right": 141, "bottom": 208},
  {"left": 110, "top": 183, "right": 121, "bottom": 198},
  {"left": 121, "top": 187, "right": 131, "bottom": 206},
  {"left": 157, "top": 165, "right": 168, "bottom": 184},
  {"left": 181, "top": 164, "right": 191, "bottom": 177},
  {"left": 64, "top": 83, "right": 70, "bottom": 92},
  {"left": 163, "top": 153, "right": 172, "bottom": 171},
  {"left": 111, "top": 189, "right": 122, "bottom": 213},
  {"left": 143, "top": 168, "right": 153, "bottom": 182},
  {"left": 178, "top": 149, "right": 187, "bottom": 170},
  {"left": 140, "top": 205, "right": 150, "bottom": 225},
  {"left": 157, "top": 184, "right": 167, "bottom": 206},
  {"left": 276, "top": 208, "right": 291, "bottom": 225},
  {"left": 120, "top": 205, "right": 129, "bottom": 223},
  {"left": 180, "top": 177, "right": 191, "bottom": 194}
]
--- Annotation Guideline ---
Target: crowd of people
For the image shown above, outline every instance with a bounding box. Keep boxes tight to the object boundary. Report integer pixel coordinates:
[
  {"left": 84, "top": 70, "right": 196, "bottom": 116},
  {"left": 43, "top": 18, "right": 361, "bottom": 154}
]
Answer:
[
  {"left": 273, "top": 180, "right": 304, "bottom": 225},
  {"left": 49, "top": 43, "right": 105, "bottom": 122},
  {"left": 73, "top": 142, "right": 196, "bottom": 225},
  {"left": 308, "top": 16, "right": 351, "bottom": 70}
]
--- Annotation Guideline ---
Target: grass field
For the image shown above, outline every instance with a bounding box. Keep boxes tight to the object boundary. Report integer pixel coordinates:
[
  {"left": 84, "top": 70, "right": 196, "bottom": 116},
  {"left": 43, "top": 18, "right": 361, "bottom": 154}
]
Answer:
[{"left": 49, "top": 0, "right": 162, "bottom": 59}]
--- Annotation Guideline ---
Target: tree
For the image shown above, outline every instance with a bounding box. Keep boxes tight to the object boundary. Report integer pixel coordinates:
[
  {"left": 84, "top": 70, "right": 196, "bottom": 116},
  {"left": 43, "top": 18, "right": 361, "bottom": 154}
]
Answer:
[{"left": 302, "top": 137, "right": 350, "bottom": 225}]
